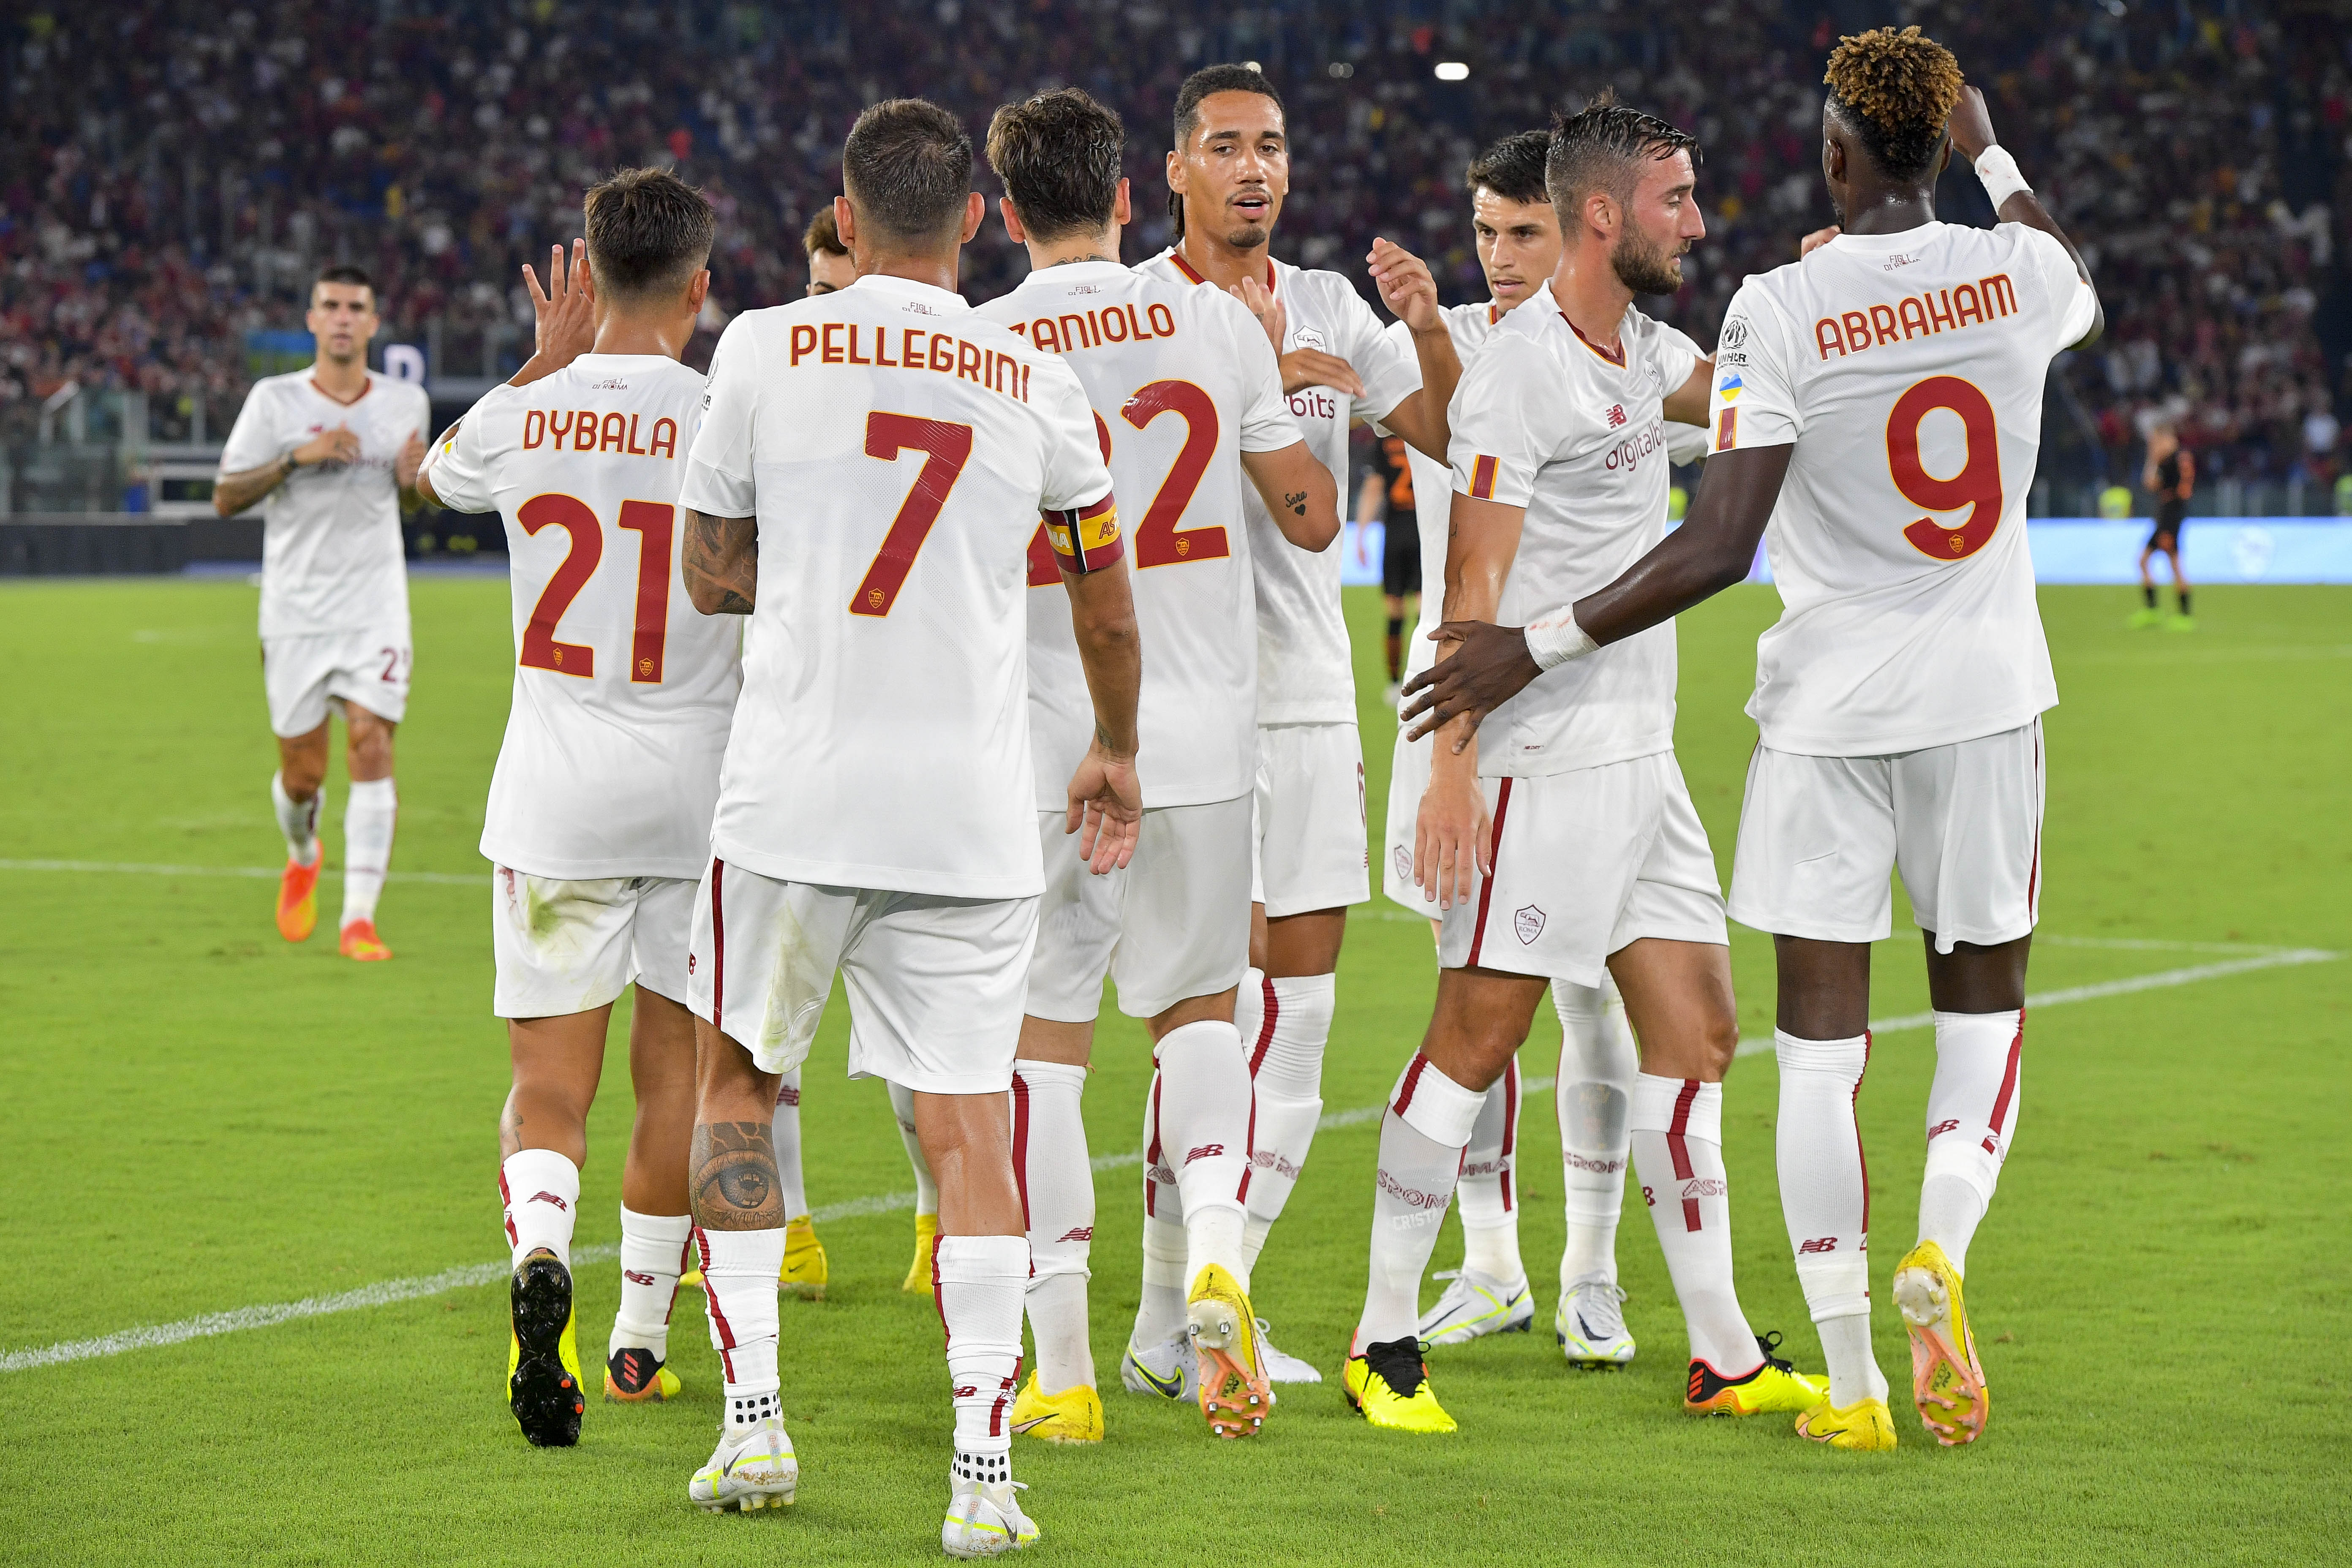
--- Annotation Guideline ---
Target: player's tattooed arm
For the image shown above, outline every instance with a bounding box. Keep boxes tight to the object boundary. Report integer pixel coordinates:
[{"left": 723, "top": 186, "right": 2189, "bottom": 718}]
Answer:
[
  {"left": 212, "top": 427, "right": 359, "bottom": 516},
  {"left": 690, "top": 1120, "right": 784, "bottom": 1230},
  {"left": 1240, "top": 440, "right": 1339, "bottom": 550},
  {"left": 682, "top": 509, "right": 758, "bottom": 614}
]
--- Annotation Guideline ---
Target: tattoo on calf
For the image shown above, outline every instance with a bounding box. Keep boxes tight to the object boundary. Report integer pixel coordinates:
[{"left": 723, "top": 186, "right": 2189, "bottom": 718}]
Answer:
[{"left": 690, "top": 1120, "right": 783, "bottom": 1229}]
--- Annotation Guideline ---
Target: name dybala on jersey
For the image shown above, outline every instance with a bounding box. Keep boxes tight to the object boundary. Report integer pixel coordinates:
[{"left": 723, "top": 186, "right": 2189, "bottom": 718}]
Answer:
[
  {"left": 1448, "top": 299, "right": 1701, "bottom": 776},
  {"left": 680, "top": 275, "right": 1115, "bottom": 900},
  {"left": 1710, "top": 221, "right": 2099, "bottom": 756},
  {"left": 422, "top": 354, "right": 740, "bottom": 880},
  {"left": 1137, "top": 251, "right": 1422, "bottom": 724},
  {"left": 217, "top": 369, "right": 432, "bottom": 638},
  {"left": 975, "top": 263, "right": 1301, "bottom": 810}
]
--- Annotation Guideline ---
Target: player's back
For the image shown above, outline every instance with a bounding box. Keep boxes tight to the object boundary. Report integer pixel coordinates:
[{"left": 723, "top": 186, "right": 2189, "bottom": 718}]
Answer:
[
  {"left": 683, "top": 276, "right": 1113, "bottom": 899},
  {"left": 424, "top": 353, "right": 739, "bottom": 879},
  {"left": 977, "top": 264, "right": 1295, "bottom": 811},
  {"left": 1716, "top": 221, "right": 2099, "bottom": 754}
]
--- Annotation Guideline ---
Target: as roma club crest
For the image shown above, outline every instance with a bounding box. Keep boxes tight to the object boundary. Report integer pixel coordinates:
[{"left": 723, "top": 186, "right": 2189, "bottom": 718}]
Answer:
[{"left": 1514, "top": 905, "right": 1546, "bottom": 944}]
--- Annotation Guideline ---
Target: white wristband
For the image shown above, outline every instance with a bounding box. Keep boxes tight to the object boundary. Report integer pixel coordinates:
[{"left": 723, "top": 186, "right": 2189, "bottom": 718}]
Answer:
[
  {"left": 1973, "top": 146, "right": 2031, "bottom": 211},
  {"left": 1524, "top": 613, "right": 1598, "bottom": 671}
]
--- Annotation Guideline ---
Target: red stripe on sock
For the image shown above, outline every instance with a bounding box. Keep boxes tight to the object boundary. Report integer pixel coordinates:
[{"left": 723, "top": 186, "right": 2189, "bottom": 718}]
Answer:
[
  {"left": 1010, "top": 1072, "right": 1032, "bottom": 1231},
  {"left": 931, "top": 1231, "right": 948, "bottom": 1348},
  {"left": 1238, "top": 1086, "right": 1258, "bottom": 1204},
  {"left": 1465, "top": 779, "right": 1513, "bottom": 966},
  {"left": 1986, "top": 1013, "right": 2024, "bottom": 1137},
  {"left": 2026, "top": 727, "right": 2042, "bottom": 920},
  {"left": 1392, "top": 1052, "right": 1432, "bottom": 1116},
  {"left": 1247, "top": 972, "right": 1279, "bottom": 1077},
  {"left": 1143, "top": 1071, "right": 1164, "bottom": 1219},
  {"left": 697, "top": 1229, "right": 739, "bottom": 1351},
  {"left": 498, "top": 1169, "right": 517, "bottom": 1248},
  {"left": 1499, "top": 1058, "right": 1520, "bottom": 1213},
  {"left": 1667, "top": 1078, "right": 1701, "bottom": 1233},
  {"left": 1856, "top": 1031, "right": 1873, "bottom": 1238},
  {"left": 709, "top": 857, "right": 727, "bottom": 1036}
]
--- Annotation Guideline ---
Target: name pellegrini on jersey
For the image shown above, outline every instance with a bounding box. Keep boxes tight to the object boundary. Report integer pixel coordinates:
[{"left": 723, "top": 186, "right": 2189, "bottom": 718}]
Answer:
[
  {"left": 781, "top": 318, "right": 1035, "bottom": 402},
  {"left": 1810, "top": 271, "right": 2019, "bottom": 360}
]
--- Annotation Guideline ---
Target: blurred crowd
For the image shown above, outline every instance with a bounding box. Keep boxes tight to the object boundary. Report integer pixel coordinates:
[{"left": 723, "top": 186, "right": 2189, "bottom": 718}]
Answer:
[{"left": 2, "top": 1, "right": 2345, "bottom": 494}]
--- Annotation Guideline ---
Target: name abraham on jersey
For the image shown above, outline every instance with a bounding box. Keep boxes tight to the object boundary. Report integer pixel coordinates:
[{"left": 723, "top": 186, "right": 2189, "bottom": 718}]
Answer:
[
  {"left": 1811, "top": 272, "right": 2020, "bottom": 360},
  {"left": 787, "top": 319, "right": 1032, "bottom": 403},
  {"left": 522, "top": 408, "right": 680, "bottom": 457},
  {"left": 1007, "top": 299, "right": 1180, "bottom": 354}
]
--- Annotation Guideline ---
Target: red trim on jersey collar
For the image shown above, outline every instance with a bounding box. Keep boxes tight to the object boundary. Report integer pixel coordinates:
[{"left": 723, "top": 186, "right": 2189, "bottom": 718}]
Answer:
[
  {"left": 1166, "top": 250, "right": 1275, "bottom": 294},
  {"left": 1563, "top": 315, "right": 1627, "bottom": 368},
  {"left": 1488, "top": 304, "right": 1503, "bottom": 325},
  {"left": 309, "top": 373, "right": 374, "bottom": 408}
]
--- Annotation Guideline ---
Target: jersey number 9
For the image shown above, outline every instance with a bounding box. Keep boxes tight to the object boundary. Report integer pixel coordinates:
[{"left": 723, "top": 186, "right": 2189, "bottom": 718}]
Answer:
[{"left": 1888, "top": 376, "right": 2003, "bottom": 562}]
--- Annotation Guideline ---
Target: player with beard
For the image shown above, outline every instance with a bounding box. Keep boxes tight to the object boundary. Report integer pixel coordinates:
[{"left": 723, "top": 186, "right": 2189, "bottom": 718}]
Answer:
[
  {"left": 1126, "top": 65, "right": 1461, "bottom": 1392},
  {"left": 1401, "top": 33, "right": 2103, "bottom": 1450},
  {"left": 1345, "top": 94, "right": 1823, "bottom": 1435}
]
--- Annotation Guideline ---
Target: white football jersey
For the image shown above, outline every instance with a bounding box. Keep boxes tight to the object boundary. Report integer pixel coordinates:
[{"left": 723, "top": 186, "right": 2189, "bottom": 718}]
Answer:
[
  {"left": 1711, "top": 222, "right": 2098, "bottom": 755},
  {"left": 975, "top": 262, "right": 1301, "bottom": 809},
  {"left": 1448, "top": 297, "right": 1701, "bottom": 778},
  {"left": 1137, "top": 250, "right": 1423, "bottom": 724},
  {"left": 680, "top": 275, "right": 1115, "bottom": 899},
  {"left": 422, "top": 354, "right": 741, "bottom": 880},
  {"left": 1384, "top": 304, "right": 1504, "bottom": 684},
  {"left": 218, "top": 369, "right": 430, "bottom": 638}
]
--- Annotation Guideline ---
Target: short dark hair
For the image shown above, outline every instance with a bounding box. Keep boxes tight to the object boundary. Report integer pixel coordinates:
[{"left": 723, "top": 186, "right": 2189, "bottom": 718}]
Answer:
[
  {"left": 842, "top": 98, "right": 975, "bottom": 247},
  {"left": 583, "top": 167, "right": 715, "bottom": 302},
  {"left": 987, "top": 88, "right": 1125, "bottom": 245},
  {"left": 1546, "top": 89, "right": 1700, "bottom": 221},
  {"left": 1466, "top": 131, "right": 1552, "bottom": 206},
  {"left": 1824, "top": 26, "right": 1964, "bottom": 184},
  {"left": 313, "top": 264, "right": 374, "bottom": 302},
  {"left": 802, "top": 205, "right": 847, "bottom": 258},
  {"left": 1169, "top": 65, "right": 1283, "bottom": 232}
]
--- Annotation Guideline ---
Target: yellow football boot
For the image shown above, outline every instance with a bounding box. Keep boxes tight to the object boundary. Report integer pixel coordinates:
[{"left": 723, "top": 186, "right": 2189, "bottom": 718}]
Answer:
[
  {"left": 507, "top": 1249, "right": 584, "bottom": 1446},
  {"left": 1685, "top": 1332, "right": 1828, "bottom": 1416},
  {"left": 901, "top": 1211, "right": 939, "bottom": 1293},
  {"left": 338, "top": 917, "right": 392, "bottom": 961},
  {"left": 1795, "top": 1395, "right": 1899, "bottom": 1450},
  {"left": 275, "top": 855, "right": 319, "bottom": 942},
  {"left": 604, "top": 1345, "right": 683, "bottom": 1403},
  {"left": 781, "top": 1214, "right": 828, "bottom": 1300},
  {"left": 1008, "top": 1370, "right": 1103, "bottom": 1443},
  {"left": 1342, "top": 1335, "right": 1456, "bottom": 1434},
  {"left": 1893, "top": 1240, "right": 1990, "bottom": 1445},
  {"left": 1186, "top": 1264, "right": 1272, "bottom": 1438}
]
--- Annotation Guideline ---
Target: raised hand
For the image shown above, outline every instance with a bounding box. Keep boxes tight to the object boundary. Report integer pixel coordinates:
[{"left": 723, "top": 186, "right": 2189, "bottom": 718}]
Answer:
[
  {"left": 521, "top": 238, "right": 597, "bottom": 370},
  {"left": 1366, "top": 237, "right": 1441, "bottom": 335},
  {"left": 1946, "top": 84, "right": 1997, "bottom": 163},
  {"left": 1799, "top": 225, "right": 1842, "bottom": 259}
]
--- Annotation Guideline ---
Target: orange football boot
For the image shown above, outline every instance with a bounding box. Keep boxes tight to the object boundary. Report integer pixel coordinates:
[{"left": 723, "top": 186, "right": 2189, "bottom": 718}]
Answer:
[
  {"left": 340, "top": 918, "right": 394, "bottom": 961},
  {"left": 275, "top": 855, "right": 321, "bottom": 942}
]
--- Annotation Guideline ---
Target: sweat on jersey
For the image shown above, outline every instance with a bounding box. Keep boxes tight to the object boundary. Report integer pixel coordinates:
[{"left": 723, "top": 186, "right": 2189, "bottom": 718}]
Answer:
[
  {"left": 1136, "top": 250, "right": 1422, "bottom": 725},
  {"left": 422, "top": 353, "right": 741, "bottom": 880},
  {"left": 1446, "top": 299, "right": 1701, "bottom": 777},
  {"left": 1710, "top": 221, "right": 2099, "bottom": 756},
  {"left": 678, "top": 274, "right": 1115, "bottom": 900},
  {"left": 975, "top": 261, "right": 1302, "bottom": 811},
  {"left": 217, "top": 369, "right": 431, "bottom": 638}
]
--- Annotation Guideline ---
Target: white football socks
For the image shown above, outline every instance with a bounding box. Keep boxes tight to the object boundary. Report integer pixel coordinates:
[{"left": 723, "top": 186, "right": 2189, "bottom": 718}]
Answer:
[
  {"left": 1153, "top": 1019, "right": 1254, "bottom": 1288},
  {"left": 771, "top": 1070, "right": 808, "bottom": 1220},
  {"left": 937, "top": 1234, "right": 1029, "bottom": 1483},
  {"left": 1356, "top": 1053, "right": 1482, "bottom": 1347},
  {"left": 697, "top": 1226, "right": 785, "bottom": 1431},
  {"left": 270, "top": 771, "right": 321, "bottom": 866},
  {"left": 1555, "top": 978, "right": 1636, "bottom": 1291},
  {"left": 612, "top": 1206, "right": 692, "bottom": 1361},
  {"left": 1012, "top": 1059, "right": 1095, "bottom": 1392},
  {"left": 1455, "top": 1056, "right": 1524, "bottom": 1282},
  {"left": 499, "top": 1148, "right": 578, "bottom": 1269},
  {"left": 1774, "top": 1030, "right": 1886, "bottom": 1406},
  {"left": 339, "top": 776, "right": 396, "bottom": 928},
  {"left": 1240, "top": 972, "right": 1331, "bottom": 1275},
  {"left": 1132, "top": 1073, "right": 1188, "bottom": 1347},
  {"left": 1919, "top": 1009, "right": 2024, "bottom": 1277},
  {"left": 886, "top": 1078, "right": 941, "bottom": 1220},
  {"left": 1628, "top": 1074, "right": 1761, "bottom": 1376}
]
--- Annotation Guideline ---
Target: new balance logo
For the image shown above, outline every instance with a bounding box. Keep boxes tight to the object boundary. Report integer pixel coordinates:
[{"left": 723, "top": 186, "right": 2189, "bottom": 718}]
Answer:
[
  {"left": 1056, "top": 1227, "right": 1093, "bottom": 1243},
  {"left": 624, "top": 1269, "right": 658, "bottom": 1285},
  {"left": 1799, "top": 1237, "right": 1838, "bottom": 1255},
  {"left": 528, "top": 1191, "right": 569, "bottom": 1211},
  {"left": 1606, "top": 403, "right": 1627, "bottom": 427},
  {"left": 954, "top": 1384, "right": 976, "bottom": 1398},
  {"left": 1184, "top": 1143, "right": 1225, "bottom": 1165},
  {"left": 776, "top": 1085, "right": 801, "bottom": 1108},
  {"left": 1929, "top": 1119, "right": 1961, "bottom": 1139},
  {"left": 1641, "top": 1184, "right": 1656, "bottom": 1207}
]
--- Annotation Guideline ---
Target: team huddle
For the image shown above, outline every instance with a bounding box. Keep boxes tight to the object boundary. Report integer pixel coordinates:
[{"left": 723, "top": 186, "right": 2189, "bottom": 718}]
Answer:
[{"left": 219, "top": 24, "right": 2099, "bottom": 1557}]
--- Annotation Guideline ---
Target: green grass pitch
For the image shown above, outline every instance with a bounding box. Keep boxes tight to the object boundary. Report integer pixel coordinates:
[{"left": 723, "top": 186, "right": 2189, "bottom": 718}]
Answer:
[{"left": 0, "top": 572, "right": 2344, "bottom": 1565}]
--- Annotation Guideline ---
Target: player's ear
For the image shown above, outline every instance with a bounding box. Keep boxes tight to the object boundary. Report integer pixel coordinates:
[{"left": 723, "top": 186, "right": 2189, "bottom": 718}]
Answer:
[
  {"left": 685, "top": 270, "right": 710, "bottom": 317},
  {"left": 1113, "top": 177, "right": 1132, "bottom": 229},
  {"left": 833, "top": 195, "right": 857, "bottom": 256},
  {"left": 1165, "top": 149, "right": 1186, "bottom": 198},
  {"left": 960, "top": 191, "right": 986, "bottom": 245},
  {"left": 998, "top": 196, "right": 1028, "bottom": 247}
]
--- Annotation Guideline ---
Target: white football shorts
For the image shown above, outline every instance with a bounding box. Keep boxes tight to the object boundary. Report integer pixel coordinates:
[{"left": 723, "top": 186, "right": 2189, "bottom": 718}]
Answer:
[
  {"left": 491, "top": 868, "right": 694, "bottom": 1019},
  {"left": 1437, "top": 751, "right": 1728, "bottom": 987},
  {"left": 261, "top": 625, "right": 412, "bottom": 736},
  {"left": 1729, "top": 718, "right": 2044, "bottom": 953},
  {"left": 1252, "top": 721, "right": 1370, "bottom": 917},
  {"left": 1382, "top": 720, "right": 1435, "bottom": 914},
  {"left": 1023, "top": 795, "right": 1252, "bottom": 1024},
  {"left": 688, "top": 857, "right": 1037, "bottom": 1094}
]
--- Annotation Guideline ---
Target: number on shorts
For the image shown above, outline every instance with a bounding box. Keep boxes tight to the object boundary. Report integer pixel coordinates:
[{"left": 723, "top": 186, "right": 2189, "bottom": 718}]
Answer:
[
  {"left": 1887, "top": 376, "right": 2003, "bottom": 561},
  {"left": 852, "top": 412, "right": 975, "bottom": 616},
  {"left": 515, "top": 493, "right": 676, "bottom": 681},
  {"left": 1025, "top": 383, "right": 1222, "bottom": 585}
]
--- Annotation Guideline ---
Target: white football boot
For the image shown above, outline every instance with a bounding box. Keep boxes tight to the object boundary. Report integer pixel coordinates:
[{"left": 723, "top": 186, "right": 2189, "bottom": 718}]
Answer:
[
  {"left": 1418, "top": 1268, "right": 1535, "bottom": 1345},
  {"left": 942, "top": 1471, "right": 1039, "bottom": 1557},
  {"left": 689, "top": 1416, "right": 798, "bottom": 1512},
  {"left": 1555, "top": 1275, "right": 1636, "bottom": 1368},
  {"left": 1253, "top": 1318, "right": 1324, "bottom": 1384},
  {"left": 1118, "top": 1328, "right": 1198, "bottom": 1402}
]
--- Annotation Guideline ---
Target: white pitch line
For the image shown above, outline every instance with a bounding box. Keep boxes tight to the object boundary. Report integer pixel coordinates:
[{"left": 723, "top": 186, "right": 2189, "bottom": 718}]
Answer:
[
  {"left": 0, "top": 858, "right": 479, "bottom": 886},
  {"left": 4, "top": 945, "right": 2335, "bottom": 1375}
]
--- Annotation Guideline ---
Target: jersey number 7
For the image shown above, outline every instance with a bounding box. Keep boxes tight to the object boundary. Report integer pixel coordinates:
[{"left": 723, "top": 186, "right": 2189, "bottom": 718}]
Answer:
[
  {"left": 852, "top": 412, "right": 975, "bottom": 616},
  {"left": 1889, "top": 376, "right": 2003, "bottom": 561},
  {"left": 516, "top": 494, "right": 675, "bottom": 682}
]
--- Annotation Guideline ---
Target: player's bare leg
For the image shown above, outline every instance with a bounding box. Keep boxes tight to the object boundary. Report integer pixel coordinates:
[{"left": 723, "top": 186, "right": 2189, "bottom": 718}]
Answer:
[
  {"left": 1007, "top": 1014, "right": 1101, "bottom": 1441},
  {"left": 270, "top": 720, "right": 330, "bottom": 942},
  {"left": 496, "top": 1004, "right": 608, "bottom": 1447},
  {"left": 607, "top": 985, "right": 695, "bottom": 1403},
  {"left": 686, "top": 1021, "right": 796, "bottom": 1511},
  {"left": 335, "top": 700, "right": 398, "bottom": 960}
]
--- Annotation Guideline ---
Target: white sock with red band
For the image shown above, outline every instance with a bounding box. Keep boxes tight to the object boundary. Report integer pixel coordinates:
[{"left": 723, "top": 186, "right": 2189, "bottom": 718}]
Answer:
[
  {"left": 936, "top": 1234, "right": 1029, "bottom": 1484},
  {"left": 1920, "top": 1009, "right": 2025, "bottom": 1277},
  {"left": 1241, "top": 972, "right": 1333, "bottom": 1274},
  {"left": 1555, "top": 979, "right": 1636, "bottom": 1290},
  {"left": 1153, "top": 1019, "right": 1254, "bottom": 1288},
  {"left": 770, "top": 1070, "right": 808, "bottom": 1220},
  {"left": 339, "top": 776, "right": 396, "bottom": 928},
  {"left": 270, "top": 771, "right": 320, "bottom": 865},
  {"left": 1133, "top": 1069, "right": 1190, "bottom": 1345},
  {"left": 1356, "top": 1054, "right": 1483, "bottom": 1347},
  {"left": 698, "top": 1226, "right": 784, "bottom": 1432},
  {"left": 1455, "top": 1056, "right": 1524, "bottom": 1282},
  {"left": 499, "top": 1149, "right": 578, "bottom": 1269},
  {"left": 1013, "top": 1059, "right": 1095, "bottom": 1392},
  {"left": 1774, "top": 1030, "right": 1886, "bottom": 1407},
  {"left": 886, "top": 1078, "right": 941, "bottom": 1218},
  {"left": 612, "top": 1206, "right": 692, "bottom": 1362},
  {"left": 1629, "top": 1074, "right": 1760, "bottom": 1376}
]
